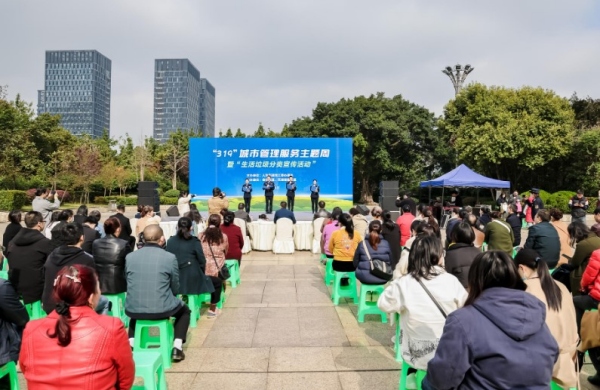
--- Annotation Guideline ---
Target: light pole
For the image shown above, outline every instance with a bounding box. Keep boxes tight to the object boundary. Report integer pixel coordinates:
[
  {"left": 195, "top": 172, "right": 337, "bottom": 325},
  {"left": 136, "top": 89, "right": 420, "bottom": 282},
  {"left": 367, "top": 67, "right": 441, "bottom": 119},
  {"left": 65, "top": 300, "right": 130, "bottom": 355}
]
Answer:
[{"left": 442, "top": 64, "right": 474, "bottom": 96}]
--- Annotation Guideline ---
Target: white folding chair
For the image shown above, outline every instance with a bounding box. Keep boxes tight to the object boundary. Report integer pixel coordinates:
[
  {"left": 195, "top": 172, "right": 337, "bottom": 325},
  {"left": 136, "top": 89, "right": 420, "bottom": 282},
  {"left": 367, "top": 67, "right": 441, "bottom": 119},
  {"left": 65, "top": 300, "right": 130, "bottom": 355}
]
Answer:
[
  {"left": 273, "top": 218, "right": 295, "bottom": 254},
  {"left": 233, "top": 218, "right": 252, "bottom": 254},
  {"left": 312, "top": 217, "right": 325, "bottom": 254}
]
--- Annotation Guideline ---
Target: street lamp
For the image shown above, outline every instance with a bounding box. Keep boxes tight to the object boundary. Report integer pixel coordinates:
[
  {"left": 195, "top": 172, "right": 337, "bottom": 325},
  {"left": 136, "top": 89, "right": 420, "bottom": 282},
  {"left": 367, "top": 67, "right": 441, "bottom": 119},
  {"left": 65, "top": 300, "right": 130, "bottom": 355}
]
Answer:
[{"left": 442, "top": 64, "right": 474, "bottom": 96}]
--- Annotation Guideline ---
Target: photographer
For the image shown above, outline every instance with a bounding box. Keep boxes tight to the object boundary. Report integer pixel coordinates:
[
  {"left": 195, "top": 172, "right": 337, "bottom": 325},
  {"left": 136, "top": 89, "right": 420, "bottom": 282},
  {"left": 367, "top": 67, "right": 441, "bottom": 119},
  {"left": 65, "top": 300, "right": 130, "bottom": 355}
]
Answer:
[
  {"left": 32, "top": 187, "right": 61, "bottom": 223},
  {"left": 208, "top": 187, "right": 229, "bottom": 216}
]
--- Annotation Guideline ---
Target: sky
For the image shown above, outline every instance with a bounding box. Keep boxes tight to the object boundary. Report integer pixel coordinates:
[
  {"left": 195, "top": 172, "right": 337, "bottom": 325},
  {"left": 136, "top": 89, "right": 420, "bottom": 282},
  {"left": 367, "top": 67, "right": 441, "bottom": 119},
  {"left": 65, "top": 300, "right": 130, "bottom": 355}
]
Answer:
[{"left": 1, "top": 0, "right": 600, "bottom": 142}]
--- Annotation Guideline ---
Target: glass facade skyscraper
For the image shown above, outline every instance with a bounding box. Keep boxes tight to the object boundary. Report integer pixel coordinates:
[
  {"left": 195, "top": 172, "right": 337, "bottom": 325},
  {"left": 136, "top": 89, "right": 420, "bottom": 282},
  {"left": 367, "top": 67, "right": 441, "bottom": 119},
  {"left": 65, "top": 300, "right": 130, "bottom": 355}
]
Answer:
[
  {"left": 38, "top": 50, "right": 111, "bottom": 138},
  {"left": 200, "top": 78, "right": 216, "bottom": 138},
  {"left": 153, "top": 59, "right": 202, "bottom": 142}
]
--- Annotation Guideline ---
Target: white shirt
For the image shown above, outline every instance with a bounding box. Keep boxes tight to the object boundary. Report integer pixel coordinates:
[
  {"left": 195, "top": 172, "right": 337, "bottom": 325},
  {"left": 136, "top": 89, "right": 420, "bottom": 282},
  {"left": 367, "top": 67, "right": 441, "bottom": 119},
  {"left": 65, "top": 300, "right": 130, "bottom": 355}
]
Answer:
[
  {"left": 378, "top": 266, "right": 467, "bottom": 369},
  {"left": 177, "top": 194, "right": 191, "bottom": 216}
]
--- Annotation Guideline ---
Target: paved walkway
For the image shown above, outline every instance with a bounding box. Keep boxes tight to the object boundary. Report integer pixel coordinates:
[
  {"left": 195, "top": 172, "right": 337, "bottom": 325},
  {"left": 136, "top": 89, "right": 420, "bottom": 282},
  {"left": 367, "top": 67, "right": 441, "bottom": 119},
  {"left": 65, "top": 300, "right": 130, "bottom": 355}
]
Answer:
[{"left": 10, "top": 234, "right": 600, "bottom": 389}]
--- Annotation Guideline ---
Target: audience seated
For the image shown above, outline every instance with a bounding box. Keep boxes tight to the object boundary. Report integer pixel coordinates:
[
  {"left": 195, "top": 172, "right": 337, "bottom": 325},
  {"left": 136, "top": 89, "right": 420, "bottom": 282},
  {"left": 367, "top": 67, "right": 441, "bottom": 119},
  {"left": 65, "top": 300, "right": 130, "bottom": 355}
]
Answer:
[
  {"left": 422, "top": 251, "right": 558, "bottom": 390},
  {"left": 329, "top": 213, "right": 362, "bottom": 275},
  {"left": 110, "top": 204, "right": 133, "bottom": 241},
  {"left": 82, "top": 215, "right": 101, "bottom": 254},
  {"left": 378, "top": 235, "right": 467, "bottom": 373},
  {"left": 314, "top": 201, "right": 329, "bottom": 220},
  {"left": 92, "top": 217, "right": 132, "bottom": 295},
  {"left": 380, "top": 210, "right": 401, "bottom": 270},
  {"left": 6, "top": 211, "right": 55, "bottom": 304},
  {"left": 0, "top": 262, "right": 29, "bottom": 390},
  {"left": 506, "top": 204, "right": 522, "bottom": 246},
  {"left": 549, "top": 208, "right": 573, "bottom": 267},
  {"left": 90, "top": 210, "right": 105, "bottom": 238},
  {"left": 135, "top": 205, "right": 161, "bottom": 238},
  {"left": 514, "top": 249, "right": 577, "bottom": 388},
  {"left": 125, "top": 225, "right": 190, "bottom": 362},
  {"left": 321, "top": 208, "right": 342, "bottom": 262},
  {"left": 524, "top": 209, "right": 560, "bottom": 268},
  {"left": 166, "top": 217, "right": 214, "bottom": 297},
  {"left": 273, "top": 201, "right": 296, "bottom": 224},
  {"left": 49, "top": 210, "right": 74, "bottom": 248},
  {"left": 444, "top": 221, "right": 481, "bottom": 288},
  {"left": 396, "top": 204, "right": 415, "bottom": 247},
  {"left": 20, "top": 265, "right": 134, "bottom": 389},
  {"left": 234, "top": 202, "right": 252, "bottom": 223},
  {"left": 3, "top": 210, "right": 22, "bottom": 249},
  {"left": 200, "top": 215, "right": 228, "bottom": 318},
  {"left": 220, "top": 212, "right": 244, "bottom": 264},
  {"left": 73, "top": 204, "right": 88, "bottom": 226},
  {"left": 568, "top": 221, "right": 600, "bottom": 295},
  {"left": 353, "top": 220, "right": 391, "bottom": 285},
  {"left": 349, "top": 207, "right": 368, "bottom": 238},
  {"left": 484, "top": 211, "right": 514, "bottom": 256}
]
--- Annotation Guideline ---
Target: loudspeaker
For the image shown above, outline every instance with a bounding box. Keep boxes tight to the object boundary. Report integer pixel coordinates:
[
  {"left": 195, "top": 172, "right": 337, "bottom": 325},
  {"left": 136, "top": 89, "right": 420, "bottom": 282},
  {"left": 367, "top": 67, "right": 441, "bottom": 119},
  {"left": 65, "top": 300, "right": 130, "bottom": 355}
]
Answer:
[
  {"left": 380, "top": 197, "right": 398, "bottom": 212},
  {"left": 138, "top": 189, "right": 159, "bottom": 198},
  {"left": 166, "top": 206, "right": 179, "bottom": 217},
  {"left": 356, "top": 204, "right": 370, "bottom": 216},
  {"left": 380, "top": 181, "right": 398, "bottom": 189},
  {"left": 138, "top": 181, "right": 158, "bottom": 190},
  {"left": 379, "top": 181, "right": 399, "bottom": 197}
]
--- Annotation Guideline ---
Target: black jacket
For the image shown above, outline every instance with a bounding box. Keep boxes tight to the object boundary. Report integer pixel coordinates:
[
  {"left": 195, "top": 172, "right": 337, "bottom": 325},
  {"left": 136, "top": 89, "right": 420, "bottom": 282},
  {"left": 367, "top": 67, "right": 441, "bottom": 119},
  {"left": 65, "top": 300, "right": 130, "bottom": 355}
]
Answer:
[
  {"left": 49, "top": 221, "right": 68, "bottom": 248},
  {"left": 42, "top": 246, "right": 96, "bottom": 314},
  {"left": 92, "top": 235, "right": 132, "bottom": 294},
  {"left": 524, "top": 221, "right": 560, "bottom": 269},
  {"left": 382, "top": 222, "right": 401, "bottom": 269},
  {"left": 82, "top": 225, "right": 101, "bottom": 254},
  {"left": 2, "top": 222, "right": 22, "bottom": 249},
  {"left": 263, "top": 181, "right": 274, "bottom": 196},
  {"left": 506, "top": 214, "right": 522, "bottom": 246},
  {"left": 110, "top": 213, "right": 133, "bottom": 240},
  {"left": 444, "top": 243, "right": 480, "bottom": 288},
  {"left": 165, "top": 235, "right": 214, "bottom": 295},
  {"left": 6, "top": 229, "right": 54, "bottom": 304},
  {"left": 398, "top": 198, "right": 417, "bottom": 216},
  {"left": 479, "top": 213, "right": 492, "bottom": 227},
  {"left": 0, "top": 279, "right": 29, "bottom": 366}
]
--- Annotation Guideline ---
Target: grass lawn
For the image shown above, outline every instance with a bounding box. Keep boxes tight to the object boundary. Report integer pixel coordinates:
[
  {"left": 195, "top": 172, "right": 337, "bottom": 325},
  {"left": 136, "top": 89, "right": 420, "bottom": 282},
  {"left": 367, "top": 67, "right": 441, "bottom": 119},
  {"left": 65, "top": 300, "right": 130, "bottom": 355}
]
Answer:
[{"left": 192, "top": 196, "right": 353, "bottom": 212}]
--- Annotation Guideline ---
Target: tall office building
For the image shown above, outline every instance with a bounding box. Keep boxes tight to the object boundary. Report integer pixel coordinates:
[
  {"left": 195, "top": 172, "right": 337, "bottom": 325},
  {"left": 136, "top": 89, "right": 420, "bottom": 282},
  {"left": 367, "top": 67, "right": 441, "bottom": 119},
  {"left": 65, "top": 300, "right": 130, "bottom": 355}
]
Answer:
[
  {"left": 38, "top": 50, "right": 111, "bottom": 138},
  {"left": 153, "top": 59, "right": 202, "bottom": 142},
  {"left": 199, "top": 78, "right": 216, "bottom": 138}
]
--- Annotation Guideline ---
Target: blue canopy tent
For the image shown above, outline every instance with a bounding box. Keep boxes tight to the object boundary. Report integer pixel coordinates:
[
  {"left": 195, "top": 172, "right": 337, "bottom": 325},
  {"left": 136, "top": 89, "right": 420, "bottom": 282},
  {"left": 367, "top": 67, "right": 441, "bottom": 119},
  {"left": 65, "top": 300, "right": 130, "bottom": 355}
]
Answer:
[{"left": 420, "top": 164, "right": 510, "bottom": 205}]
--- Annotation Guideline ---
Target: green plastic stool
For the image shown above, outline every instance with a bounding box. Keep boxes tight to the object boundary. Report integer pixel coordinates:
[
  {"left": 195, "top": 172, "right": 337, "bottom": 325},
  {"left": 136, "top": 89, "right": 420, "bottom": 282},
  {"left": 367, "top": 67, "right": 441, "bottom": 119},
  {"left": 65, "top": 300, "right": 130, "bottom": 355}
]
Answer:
[
  {"left": 225, "top": 259, "right": 241, "bottom": 288},
  {"left": 331, "top": 271, "right": 358, "bottom": 305},
  {"left": 105, "top": 293, "right": 128, "bottom": 326},
  {"left": 0, "top": 259, "right": 7, "bottom": 280},
  {"left": 399, "top": 360, "right": 426, "bottom": 390},
  {"left": 133, "top": 319, "right": 174, "bottom": 369},
  {"left": 0, "top": 361, "right": 19, "bottom": 390},
  {"left": 324, "top": 258, "right": 334, "bottom": 285},
  {"left": 0, "top": 271, "right": 7, "bottom": 280},
  {"left": 132, "top": 351, "right": 167, "bottom": 390},
  {"left": 200, "top": 284, "right": 226, "bottom": 309},
  {"left": 394, "top": 312, "right": 402, "bottom": 362},
  {"left": 481, "top": 243, "right": 488, "bottom": 252},
  {"left": 178, "top": 294, "right": 200, "bottom": 328},
  {"left": 357, "top": 284, "right": 387, "bottom": 323},
  {"left": 550, "top": 381, "right": 576, "bottom": 390},
  {"left": 24, "top": 301, "right": 46, "bottom": 320}
]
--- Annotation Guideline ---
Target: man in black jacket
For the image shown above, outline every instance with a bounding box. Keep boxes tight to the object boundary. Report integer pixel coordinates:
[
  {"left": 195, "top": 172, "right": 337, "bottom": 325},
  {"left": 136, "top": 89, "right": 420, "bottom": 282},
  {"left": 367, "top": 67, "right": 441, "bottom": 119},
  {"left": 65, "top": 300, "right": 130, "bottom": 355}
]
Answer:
[
  {"left": 6, "top": 211, "right": 55, "bottom": 304},
  {"left": 82, "top": 216, "right": 101, "bottom": 254},
  {"left": 0, "top": 275, "right": 29, "bottom": 387},
  {"left": 263, "top": 176, "right": 275, "bottom": 214},
  {"left": 524, "top": 209, "right": 560, "bottom": 269},
  {"left": 506, "top": 204, "right": 522, "bottom": 247},
  {"left": 41, "top": 223, "right": 107, "bottom": 314},
  {"left": 110, "top": 204, "right": 133, "bottom": 240}
]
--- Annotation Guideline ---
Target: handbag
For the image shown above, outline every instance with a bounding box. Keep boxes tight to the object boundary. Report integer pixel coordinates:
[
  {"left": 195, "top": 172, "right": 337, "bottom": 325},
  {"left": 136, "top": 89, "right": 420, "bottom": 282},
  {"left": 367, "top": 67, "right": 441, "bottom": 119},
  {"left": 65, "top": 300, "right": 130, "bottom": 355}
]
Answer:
[
  {"left": 551, "top": 263, "right": 574, "bottom": 292},
  {"left": 208, "top": 243, "right": 230, "bottom": 281},
  {"left": 579, "top": 304, "right": 600, "bottom": 352},
  {"left": 417, "top": 279, "right": 447, "bottom": 318},
  {"left": 362, "top": 240, "right": 393, "bottom": 281}
]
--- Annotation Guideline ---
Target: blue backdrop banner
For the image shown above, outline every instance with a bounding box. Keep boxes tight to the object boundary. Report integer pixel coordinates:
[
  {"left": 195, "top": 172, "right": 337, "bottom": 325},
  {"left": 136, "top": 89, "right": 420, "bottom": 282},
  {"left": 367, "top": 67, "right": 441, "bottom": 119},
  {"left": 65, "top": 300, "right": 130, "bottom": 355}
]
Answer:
[{"left": 189, "top": 138, "right": 353, "bottom": 202}]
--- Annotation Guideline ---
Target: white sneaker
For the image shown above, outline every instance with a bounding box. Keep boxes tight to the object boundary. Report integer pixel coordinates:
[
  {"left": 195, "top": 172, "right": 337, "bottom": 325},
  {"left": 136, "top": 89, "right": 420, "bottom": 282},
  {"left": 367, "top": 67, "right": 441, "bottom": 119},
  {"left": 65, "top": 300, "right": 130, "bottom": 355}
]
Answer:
[{"left": 406, "top": 373, "right": 417, "bottom": 390}]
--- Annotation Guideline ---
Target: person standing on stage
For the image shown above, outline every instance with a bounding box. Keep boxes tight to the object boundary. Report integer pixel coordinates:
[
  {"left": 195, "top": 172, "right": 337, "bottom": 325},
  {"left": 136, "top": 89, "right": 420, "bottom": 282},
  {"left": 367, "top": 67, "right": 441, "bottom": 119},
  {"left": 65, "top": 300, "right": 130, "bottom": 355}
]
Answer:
[
  {"left": 310, "top": 179, "right": 320, "bottom": 214},
  {"left": 286, "top": 175, "right": 297, "bottom": 212},
  {"left": 241, "top": 178, "right": 252, "bottom": 213},
  {"left": 263, "top": 176, "right": 275, "bottom": 214}
]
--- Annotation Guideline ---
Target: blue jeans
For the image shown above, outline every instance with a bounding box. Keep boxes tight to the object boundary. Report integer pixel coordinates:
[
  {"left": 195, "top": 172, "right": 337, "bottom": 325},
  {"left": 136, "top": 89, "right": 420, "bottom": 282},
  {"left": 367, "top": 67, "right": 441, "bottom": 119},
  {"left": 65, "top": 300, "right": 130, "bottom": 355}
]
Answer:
[{"left": 95, "top": 295, "right": 110, "bottom": 315}]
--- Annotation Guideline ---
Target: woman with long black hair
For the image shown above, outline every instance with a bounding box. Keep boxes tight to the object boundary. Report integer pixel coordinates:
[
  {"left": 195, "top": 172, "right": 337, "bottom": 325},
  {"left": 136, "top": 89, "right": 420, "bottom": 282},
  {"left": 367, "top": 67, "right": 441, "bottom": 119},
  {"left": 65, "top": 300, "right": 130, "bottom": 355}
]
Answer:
[
  {"left": 514, "top": 249, "right": 577, "bottom": 389},
  {"left": 200, "top": 214, "right": 229, "bottom": 318},
  {"left": 422, "top": 251, "right": 558, "bottom": 390},
  {"left": 381, "top": 210, "right": 401, "bottom": 269}
]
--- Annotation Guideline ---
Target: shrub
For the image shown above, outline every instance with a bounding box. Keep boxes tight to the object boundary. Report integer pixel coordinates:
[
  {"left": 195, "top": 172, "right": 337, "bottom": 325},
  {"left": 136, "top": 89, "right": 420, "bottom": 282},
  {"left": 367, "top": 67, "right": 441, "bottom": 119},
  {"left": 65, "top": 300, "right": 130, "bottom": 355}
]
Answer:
[
  {"left": 546, "top": 191, "right": 576, "bottom": 214},
  {"left": 0, "top": 191, "right": 28, "bottom": 211},
  {"left": 160, "top": 196, "right": 178, "bottom": 205},
  {"left": 163, "top": 189, "right": 181, "bottom": 198},
  {"left": 115, "top": 196, "right": 138, "bottom": 206}
]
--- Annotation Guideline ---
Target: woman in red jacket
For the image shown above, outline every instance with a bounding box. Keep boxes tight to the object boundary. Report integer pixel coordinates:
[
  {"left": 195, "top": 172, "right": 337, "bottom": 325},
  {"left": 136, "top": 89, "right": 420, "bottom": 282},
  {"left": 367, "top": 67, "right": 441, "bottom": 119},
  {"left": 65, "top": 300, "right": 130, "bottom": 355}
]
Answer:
[
  {"left": 20, "top": 265, "right": 134, "bottom": 390},
  {"left": 220, "top": 212, "right": 244, "bottom": 264}
]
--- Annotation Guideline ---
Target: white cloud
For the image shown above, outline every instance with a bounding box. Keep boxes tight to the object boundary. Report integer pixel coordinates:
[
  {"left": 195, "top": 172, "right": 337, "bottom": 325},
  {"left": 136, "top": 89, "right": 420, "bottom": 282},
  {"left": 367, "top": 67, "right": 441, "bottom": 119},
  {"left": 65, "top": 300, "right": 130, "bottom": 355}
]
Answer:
[{"left": 1, "top": 0, "right": 599, "bottom": 140}]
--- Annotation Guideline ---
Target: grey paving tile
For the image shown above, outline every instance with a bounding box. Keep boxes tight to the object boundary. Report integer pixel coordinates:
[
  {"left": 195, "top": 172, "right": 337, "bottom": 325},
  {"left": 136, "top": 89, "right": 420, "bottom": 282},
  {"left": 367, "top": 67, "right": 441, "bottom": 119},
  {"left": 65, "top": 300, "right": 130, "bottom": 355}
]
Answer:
[
  {"left": 252, "top": 330, "right": 303, "bottom": 347},
  {"left": 203, "top": 330, "right": 255, "bottom": 348},
  {"left": 166, "top": 348, "right": 209, "bottom": 371},
  {"left": 199, "top": 347, "right": 270, "bottom": 372},
  {"left": 298, "top": 306, "right": 339, "bottom": 320},
  {"left": 244, "top": 272, "right": 270, "bottom": 280},
  {"left": 215, "top": 307, "right": 260, "bottom": 323},
  {"left": 330, "top": 346, "right": 399, "bottom": 371},
  {"left": 262, "top": 293, "right": 298, "bottom": 304},
  {"left": 243, "top": 265, "right": 272, "bottom": 274},
  {"left": 258, "top": 307, "right": 299, "bottom": 320},
  {"left": 224, "top": 294, "right": 264, "bottom": 306},
  {"left": 297, "top": 293, "right": 334, "bottom": 304},
  {"left": 228, "top": 281, "right": 266, "bottom": 295},
  {"left": 256, "top": 318, "right": 300, "bottom": 333},
  {"left": 268, "top": 347, "right": 337, "bottom": 372},
  {"left": 267, "top": 372, "right": 342, "bottom": 390},
  {"left": 191, "top": 373, "right": 268, "bottom": 390},
  {"left": 165, "top": 373, "right": 197, "bottom": 389},
  {"left": 338, "top": 370, "right": 399, "bottom": 390}
]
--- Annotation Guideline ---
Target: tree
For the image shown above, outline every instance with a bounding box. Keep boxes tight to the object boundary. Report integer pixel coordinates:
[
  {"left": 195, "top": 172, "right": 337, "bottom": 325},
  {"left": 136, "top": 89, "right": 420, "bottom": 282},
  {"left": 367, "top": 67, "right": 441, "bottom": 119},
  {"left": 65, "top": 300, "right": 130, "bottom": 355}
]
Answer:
[
  {"left": 69, "top": 137, "right": 102, "bottom": 203},
  {"left": 439, "top": 84, "right": 575, "bottom": 189},
  {"left": 234, "top": 128, "right": 246, "bottom": 138},
  {"left": 286, "top": 93, "right": 440, "bottom": 202},
  {"left": 160, "top": 129, "right": 199, "bottom": 190},
  {"left": 253, "top": 123, "right": 266, "bottom": 137},
  {"left": 570, "top": 93, "right": 600, "bottom": 130},
  {"left": 223, "top": 128, "right": 233, "bottom": 138},
  {"left": 97, "top": 161, "right": 117, "bottom": 196}
]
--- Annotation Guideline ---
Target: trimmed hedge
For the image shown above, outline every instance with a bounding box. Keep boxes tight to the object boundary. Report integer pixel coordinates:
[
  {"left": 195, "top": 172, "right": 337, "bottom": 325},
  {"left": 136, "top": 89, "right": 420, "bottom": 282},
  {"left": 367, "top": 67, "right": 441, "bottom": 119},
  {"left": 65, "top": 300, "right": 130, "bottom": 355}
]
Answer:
[
  {"left": 160, "top": 197, "right": 178, "bottom": 205},
  {"left": 163, "top": 189, "right": 180, "bottom": 198},
  {"left": 0, "top": 190, "right": 28, "bottom": 211}
]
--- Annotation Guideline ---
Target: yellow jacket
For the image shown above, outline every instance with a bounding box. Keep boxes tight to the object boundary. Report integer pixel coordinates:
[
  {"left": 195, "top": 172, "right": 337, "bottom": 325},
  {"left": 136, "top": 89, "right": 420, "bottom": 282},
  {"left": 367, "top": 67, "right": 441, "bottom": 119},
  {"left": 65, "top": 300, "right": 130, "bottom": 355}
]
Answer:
[{"left": 329, "top": 228, "right": 362, "bottom": 261}]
